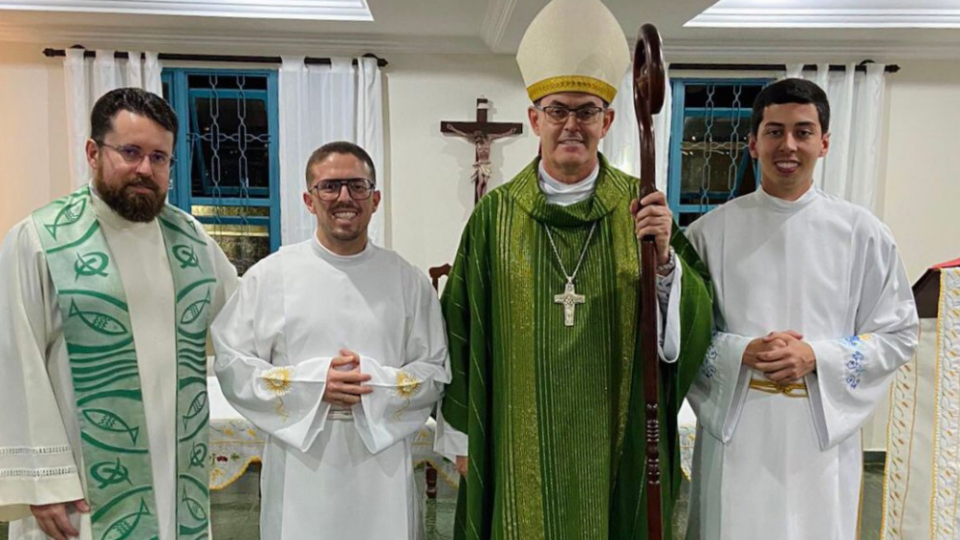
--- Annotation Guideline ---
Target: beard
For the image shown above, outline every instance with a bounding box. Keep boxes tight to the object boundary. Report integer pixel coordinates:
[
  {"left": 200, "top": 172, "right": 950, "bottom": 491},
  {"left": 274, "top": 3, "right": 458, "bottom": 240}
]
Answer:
[{"left": 95, "top": 174, "right": 167, "bottom": 223}]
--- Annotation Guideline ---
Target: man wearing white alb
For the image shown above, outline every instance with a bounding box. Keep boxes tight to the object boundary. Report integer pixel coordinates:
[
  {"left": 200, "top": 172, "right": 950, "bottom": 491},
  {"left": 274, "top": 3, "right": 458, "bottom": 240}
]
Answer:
[
  {"left": 684, "top": 78, "right": 918, "bottom": 540},
  {"left": 212, "top": 141, "right": 450, "bottom": 540}
]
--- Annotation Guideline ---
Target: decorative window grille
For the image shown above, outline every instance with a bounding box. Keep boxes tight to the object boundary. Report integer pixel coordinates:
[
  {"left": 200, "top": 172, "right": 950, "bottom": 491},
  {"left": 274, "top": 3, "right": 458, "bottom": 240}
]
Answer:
[
  {"left": 162, "top": 69, "right": 280, "bottom": 275},
  {"left": 667, "top": 78, "right": 772, "bottom": 227}
]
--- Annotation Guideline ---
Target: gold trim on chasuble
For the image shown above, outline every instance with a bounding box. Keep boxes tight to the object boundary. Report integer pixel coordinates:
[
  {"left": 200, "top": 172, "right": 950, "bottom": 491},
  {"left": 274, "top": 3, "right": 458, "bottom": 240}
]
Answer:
[{"left": 501, "top": 199, "right": 545, "bottom": 540}]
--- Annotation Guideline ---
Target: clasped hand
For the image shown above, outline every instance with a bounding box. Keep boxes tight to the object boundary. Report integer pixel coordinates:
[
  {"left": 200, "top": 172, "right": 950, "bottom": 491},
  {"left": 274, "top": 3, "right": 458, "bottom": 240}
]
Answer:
[
  {"left": 322, "top": 349, "right": 373, "bottom": 406},
  {"left": 742, "top": 331, "right": 817, "bottom": 384}
]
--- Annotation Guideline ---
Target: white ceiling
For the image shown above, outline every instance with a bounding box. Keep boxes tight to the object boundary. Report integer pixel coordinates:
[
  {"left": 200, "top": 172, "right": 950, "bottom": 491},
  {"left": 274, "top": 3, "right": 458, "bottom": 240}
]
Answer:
[
  {"left": 687, "top": 0, "right": 960, "bottom": 28},
  {"left": 0, "top": 0, "right": 958, "bottom": 61}
]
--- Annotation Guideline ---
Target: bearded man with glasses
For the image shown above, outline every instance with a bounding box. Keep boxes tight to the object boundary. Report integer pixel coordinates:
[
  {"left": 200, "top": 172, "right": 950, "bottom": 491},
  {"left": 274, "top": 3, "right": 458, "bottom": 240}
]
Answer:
[
  {"left": 433, "top": 1, "right": 714, "bottom": 538},
  {"left": 211, "top": 141, "right": 451, "bottom": 539},
  {"left": 0, "top": 87, "right": 237, "bottom": 540}
]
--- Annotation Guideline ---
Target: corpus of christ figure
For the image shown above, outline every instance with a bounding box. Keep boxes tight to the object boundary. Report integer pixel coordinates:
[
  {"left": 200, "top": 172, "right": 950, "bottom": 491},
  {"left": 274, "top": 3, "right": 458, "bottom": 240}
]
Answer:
[{"left": 441, "top": 97, "right": 523, "bottom": 203}]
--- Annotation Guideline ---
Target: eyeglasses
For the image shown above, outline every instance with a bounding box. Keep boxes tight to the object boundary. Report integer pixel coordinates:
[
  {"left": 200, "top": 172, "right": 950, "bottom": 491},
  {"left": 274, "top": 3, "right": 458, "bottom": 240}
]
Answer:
[
  {"left": 534, "top": 105, "right": 607, "bottom": 125},
  {"left": 309, "top": 178, "right": 376, "bottom": 201},
  {"left": 100, "top": 143, "right": 175, "bottom": 172}
]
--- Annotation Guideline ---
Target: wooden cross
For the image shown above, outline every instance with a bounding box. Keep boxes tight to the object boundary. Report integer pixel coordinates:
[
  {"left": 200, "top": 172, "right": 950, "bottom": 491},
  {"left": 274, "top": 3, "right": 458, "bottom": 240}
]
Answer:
[
  {"left": 554, "top": 281, "right": 585, "bottom": 327},
  {"left": 441, "top": 98, "right": 523, "bottom": 203}
]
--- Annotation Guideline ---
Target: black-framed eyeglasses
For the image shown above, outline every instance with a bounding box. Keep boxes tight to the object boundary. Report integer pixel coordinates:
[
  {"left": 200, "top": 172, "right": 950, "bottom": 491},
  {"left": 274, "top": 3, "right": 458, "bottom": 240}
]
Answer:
[
  {"left": 309, "top": 178, "right": 376, "bottom": 201},
  {"left": 99, "top": 143, "right": 175, "bottom": 171},
  {"left": 533, "top": 105, "right": 607, "bottom": 125}
]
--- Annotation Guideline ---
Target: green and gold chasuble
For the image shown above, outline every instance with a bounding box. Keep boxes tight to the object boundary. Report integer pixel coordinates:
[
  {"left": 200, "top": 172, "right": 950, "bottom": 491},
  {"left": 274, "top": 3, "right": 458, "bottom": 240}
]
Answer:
[
  {"left": 31, "top": 186, "right": 215, "bottom": 540},
  {"left": 442, "top": 156, "right": 714, "bottom": 540}
]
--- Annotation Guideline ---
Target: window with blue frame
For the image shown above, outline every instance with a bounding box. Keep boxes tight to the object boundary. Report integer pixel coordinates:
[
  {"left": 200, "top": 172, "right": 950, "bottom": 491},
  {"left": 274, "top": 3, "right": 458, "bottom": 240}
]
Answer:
[
  {"left": 161, "top": 69, "right": 280, "bottom": 275},
  {"left": 667, "top": 78, "right": 773, "bottom": 227}
]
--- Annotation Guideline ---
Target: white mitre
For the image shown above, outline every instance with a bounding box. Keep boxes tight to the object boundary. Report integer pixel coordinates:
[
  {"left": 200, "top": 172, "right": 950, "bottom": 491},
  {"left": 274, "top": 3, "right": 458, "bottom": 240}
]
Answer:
[{"left": 516, "top": 0, "right": 630, "bottom": 104}]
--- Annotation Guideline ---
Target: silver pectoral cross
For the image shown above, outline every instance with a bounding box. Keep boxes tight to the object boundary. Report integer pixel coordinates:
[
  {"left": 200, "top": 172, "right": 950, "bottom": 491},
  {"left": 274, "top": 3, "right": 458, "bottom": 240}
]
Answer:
[{"left": 554, "top": 280, "right": 586, "bottom": 327}]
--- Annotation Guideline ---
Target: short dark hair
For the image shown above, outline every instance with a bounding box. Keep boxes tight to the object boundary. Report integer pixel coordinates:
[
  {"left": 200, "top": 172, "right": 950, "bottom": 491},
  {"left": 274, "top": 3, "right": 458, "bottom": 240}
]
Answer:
[
  {"left": 90, "top": 87, "right": 178, "bottom": 145},
  {"left": 305, "top": 141, "right": 377, "bottom": 187},
  {"left": 751, "top": 78, "right": 830, "bottom": 136}
]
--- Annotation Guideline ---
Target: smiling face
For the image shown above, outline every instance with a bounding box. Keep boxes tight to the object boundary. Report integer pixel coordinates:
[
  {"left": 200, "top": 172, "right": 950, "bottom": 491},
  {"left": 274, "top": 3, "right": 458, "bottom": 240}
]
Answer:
[
  {"left": 528, "top": 91, "right": 614, "bottom": 184},
  {"left": 303, "top": 152, "right": 380, "bottom": 256},
  {"left": 749, "top": 102, "right": 830, "bottom": 201}
]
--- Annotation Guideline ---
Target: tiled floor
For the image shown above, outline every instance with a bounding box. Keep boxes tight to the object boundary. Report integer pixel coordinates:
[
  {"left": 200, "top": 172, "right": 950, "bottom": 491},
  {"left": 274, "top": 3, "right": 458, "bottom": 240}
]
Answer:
[{"left": 0, "top": 462, "right": 887, "bottom": 539}]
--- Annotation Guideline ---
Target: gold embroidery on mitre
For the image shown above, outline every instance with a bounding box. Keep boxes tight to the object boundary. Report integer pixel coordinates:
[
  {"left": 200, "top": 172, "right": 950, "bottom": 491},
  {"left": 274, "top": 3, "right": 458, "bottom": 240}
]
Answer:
[{"left": 527, "top": 75, "right": 618, "bottom": 103}]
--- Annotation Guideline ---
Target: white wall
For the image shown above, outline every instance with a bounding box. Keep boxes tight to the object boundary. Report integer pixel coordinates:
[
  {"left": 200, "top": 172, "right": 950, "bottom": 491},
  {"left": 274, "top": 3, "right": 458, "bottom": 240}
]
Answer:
[
  {"left": 0, "top": 42, "right": 70, "bottom": 236},
  {"left": 858, "top": 59, "right": 960, "bottom": 452},
  {"left": 881, "top": 60, "right": 960, "bottom": 281},
  {"left": 384, "top": 53, "right": 539, "bottom": 273}
]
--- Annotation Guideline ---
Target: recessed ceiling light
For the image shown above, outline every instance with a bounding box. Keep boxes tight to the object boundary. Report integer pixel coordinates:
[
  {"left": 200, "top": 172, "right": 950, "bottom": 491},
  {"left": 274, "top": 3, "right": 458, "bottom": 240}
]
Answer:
[
  {"left": 686, "top": 0, "right": 960, "bottom": 28},
  {"left": 0, "top": 0, "right": 374, "bottom": 21}
]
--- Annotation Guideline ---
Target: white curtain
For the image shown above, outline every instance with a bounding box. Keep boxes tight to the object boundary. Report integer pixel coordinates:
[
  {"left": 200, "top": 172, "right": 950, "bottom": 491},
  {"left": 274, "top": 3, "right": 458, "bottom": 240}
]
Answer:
[
  {"left": 63, "top": 49, "right": 163, "bottom": 190},
  {"left": 783, "top": 63, "right": 887, "bottom": 214},
  {"left": 601, "top": 65, "right": 672, "bottom": 194},
  {"left": 278, "top": 56, "right": 385, "bottom": 246}
]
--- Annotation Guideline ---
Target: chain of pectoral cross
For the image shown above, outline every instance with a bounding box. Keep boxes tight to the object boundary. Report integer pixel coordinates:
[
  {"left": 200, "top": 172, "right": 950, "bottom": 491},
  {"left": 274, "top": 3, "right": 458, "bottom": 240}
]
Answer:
[{"left": 544, "top": 222, "right": 597, "bottom": 327}]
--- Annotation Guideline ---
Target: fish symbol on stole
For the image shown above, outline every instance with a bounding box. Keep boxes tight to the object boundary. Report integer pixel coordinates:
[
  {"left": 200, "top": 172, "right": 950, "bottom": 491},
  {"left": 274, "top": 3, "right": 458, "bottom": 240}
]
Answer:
[
  {"left": 44, "top": 197, "right": 87, "bottom": 240},
  {"left": 181, "top": 488, "right": 208, "bottom": 523},
  {"left": 182, "top": 391, "right": 208, "bottom": 430},
  {"left": 69, "top": 300, "right": 128, "bottom": 336},
  {"left": 101, "top": 498, "right": 150, "bottom": 540},
  {"left": 82, "top": 409, "right": 140, "bottom": 445},
  {"left": 180, "top": 290, "right": 211, "bottom": 326}
]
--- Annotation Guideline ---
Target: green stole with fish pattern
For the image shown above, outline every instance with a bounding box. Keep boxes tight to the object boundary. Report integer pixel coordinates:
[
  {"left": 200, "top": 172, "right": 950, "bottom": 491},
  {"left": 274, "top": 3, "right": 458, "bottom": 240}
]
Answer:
[{"left": 32, "top": 185, "right": 214, "bottom": 540}]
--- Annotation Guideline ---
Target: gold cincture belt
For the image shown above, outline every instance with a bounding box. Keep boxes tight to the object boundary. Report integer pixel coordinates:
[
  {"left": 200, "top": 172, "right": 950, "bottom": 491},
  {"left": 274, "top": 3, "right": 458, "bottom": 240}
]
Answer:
[{"left": 749, "top": 378, "right": 808, "bottom": 398}]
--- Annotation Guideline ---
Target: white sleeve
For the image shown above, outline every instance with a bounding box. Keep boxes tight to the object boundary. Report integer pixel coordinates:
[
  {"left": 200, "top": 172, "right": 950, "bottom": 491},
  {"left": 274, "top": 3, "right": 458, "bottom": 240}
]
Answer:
[
  {"left": 0, "top": 221, "right": 84, "bottom": 520},
  {"left": 657, "top": 261, "right": 683, "bottom": 363},
  {"left": 354, "top": 271, "right": 451, "bottom": 455},
  {"left": 433, "top": 405, "right": 468, "bottom": 462},
  {"left": 211, "top": 265, "right": 333, "bottom": 453},
  {"left": 806, "top": 227, "right": 918, "bottom": 450},
  {"left": 686, "top": 331, "right": 753, "bottom": 443},
  {"left": 204, "top": 227, "right": 239, "bottom": 321}
]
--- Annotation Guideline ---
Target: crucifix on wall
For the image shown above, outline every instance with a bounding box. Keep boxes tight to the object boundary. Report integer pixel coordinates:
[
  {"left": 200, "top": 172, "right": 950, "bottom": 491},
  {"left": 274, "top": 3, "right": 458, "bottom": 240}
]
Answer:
[{"left": 441, "top": 98, "right": 523, "bottom": 204}]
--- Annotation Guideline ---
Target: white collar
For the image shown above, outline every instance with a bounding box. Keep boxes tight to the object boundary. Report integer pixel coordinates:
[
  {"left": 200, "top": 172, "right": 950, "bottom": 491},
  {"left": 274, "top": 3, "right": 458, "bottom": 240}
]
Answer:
[{"left": 538, "top": 162, "right": 599, "bottom": 207}]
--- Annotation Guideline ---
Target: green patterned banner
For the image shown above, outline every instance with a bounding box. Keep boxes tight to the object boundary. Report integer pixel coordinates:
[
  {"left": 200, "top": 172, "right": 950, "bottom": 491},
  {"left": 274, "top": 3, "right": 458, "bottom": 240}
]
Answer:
[{"left": 33, "top": 186, "right": 215, "bottom": 540}]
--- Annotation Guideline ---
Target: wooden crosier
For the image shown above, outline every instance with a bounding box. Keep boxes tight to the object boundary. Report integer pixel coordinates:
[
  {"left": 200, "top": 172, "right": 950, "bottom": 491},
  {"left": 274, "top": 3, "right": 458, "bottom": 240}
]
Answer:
[{"left": 634, "top": 22, "right": 667, "bottom": 540}]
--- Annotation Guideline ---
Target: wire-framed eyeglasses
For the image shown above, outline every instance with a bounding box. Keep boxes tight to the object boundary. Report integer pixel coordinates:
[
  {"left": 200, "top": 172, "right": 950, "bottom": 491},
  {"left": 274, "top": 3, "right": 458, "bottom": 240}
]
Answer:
[
  {"left": 309, "top": 178, "right": 376, "bottom": 201},
  {"left": 99, "top": 143, "right": 175, "bottom": 171},
  {"left": 533, "top": 105, "right": 607, "bottom": 125}
]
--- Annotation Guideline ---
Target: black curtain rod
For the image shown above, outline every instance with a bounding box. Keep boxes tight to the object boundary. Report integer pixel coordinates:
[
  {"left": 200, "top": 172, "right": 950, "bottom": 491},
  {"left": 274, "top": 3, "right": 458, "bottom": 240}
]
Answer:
[
  {"left": 42, "top": 47, "right": 388, "bottom": 67},
  {"left": 670, "top": 62, "right": 899, "bottom": 73}
]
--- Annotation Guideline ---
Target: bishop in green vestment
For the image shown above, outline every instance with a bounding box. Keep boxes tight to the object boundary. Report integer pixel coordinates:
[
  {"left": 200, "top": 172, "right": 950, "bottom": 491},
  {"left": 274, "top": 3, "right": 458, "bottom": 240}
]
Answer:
[{"left": 434, "top": 1, "right": 714, "bottom": 539}]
